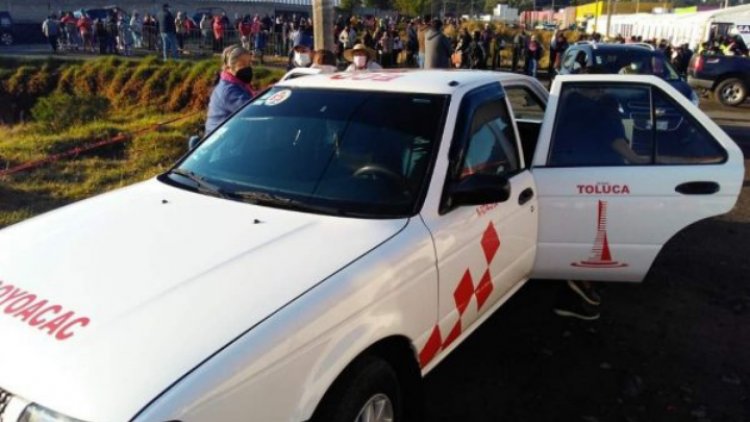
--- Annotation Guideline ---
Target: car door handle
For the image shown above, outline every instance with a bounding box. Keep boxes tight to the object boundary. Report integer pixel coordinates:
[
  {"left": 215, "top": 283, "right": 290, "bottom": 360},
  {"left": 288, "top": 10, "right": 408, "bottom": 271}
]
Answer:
[
  {"left": 518, "top": 188, "right": 534, "bottom": 205},
  {"left": 675, "top": 181, "right": 720, "bottom": 195}
]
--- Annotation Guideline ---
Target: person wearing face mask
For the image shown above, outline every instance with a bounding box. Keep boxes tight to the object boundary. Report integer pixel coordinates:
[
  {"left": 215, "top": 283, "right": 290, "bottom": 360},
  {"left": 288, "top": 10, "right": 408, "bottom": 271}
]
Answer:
[
  {"left": 205, "top": 45, "right": 256, "bottom": 133},
  {"left": 344, "top": 43, "right": 383, "bottom": 71},
  {"left": 288, "top": 32, "right": 314, "bottom": 69}
]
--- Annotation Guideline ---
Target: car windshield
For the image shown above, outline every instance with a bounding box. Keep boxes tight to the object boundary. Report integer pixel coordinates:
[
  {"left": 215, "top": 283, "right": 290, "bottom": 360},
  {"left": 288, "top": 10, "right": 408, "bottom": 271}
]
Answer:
[
  {"left": 593, "top": 50, "right": 681, "bottom": 80},
  {"left": 168, "top": 87, "right": 448, "bottom": 218}
]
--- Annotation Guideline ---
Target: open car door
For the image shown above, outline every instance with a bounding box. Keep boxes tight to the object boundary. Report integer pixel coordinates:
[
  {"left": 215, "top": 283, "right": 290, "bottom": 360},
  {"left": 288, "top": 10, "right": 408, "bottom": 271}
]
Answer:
[{"left": 530, "top": 75, "right": 744, "bottom": 282}]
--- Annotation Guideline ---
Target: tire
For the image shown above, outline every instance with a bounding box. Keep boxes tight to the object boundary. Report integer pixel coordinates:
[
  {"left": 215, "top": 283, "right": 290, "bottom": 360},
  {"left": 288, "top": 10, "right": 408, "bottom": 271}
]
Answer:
[
  {"left": 312, "top": 355, "right": 403, "bottom": 422},
  {"left": 0, "top": 33, "right": 12, "bottom": 46},
  {"left": 714, "top": 78, "right": 747, "bottom": 107}
]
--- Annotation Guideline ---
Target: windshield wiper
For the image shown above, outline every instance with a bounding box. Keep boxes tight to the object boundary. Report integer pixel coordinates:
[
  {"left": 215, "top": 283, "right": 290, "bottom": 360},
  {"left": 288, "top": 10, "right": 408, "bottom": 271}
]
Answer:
[
  {"left": 168, "top": 168, "right": 228, "bottom": 198},
  {"left": 228, "top": 190, "right": 348, "bottom": 216}
]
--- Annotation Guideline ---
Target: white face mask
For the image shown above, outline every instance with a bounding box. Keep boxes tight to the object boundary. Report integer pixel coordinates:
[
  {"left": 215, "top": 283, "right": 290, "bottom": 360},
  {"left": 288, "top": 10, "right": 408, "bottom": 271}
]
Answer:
[
  {"left": 294, "top": 52, "right": 311, "bottom": 67},
  {"left": 353, "top": 55, "right": 367, "bottom": 69}
]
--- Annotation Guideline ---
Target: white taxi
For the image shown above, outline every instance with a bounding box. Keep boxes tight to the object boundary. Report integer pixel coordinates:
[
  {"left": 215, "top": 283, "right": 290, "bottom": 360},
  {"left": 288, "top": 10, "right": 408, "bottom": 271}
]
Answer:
[{"left": 0, "top": 71, "right": 743, "bottom": 422}]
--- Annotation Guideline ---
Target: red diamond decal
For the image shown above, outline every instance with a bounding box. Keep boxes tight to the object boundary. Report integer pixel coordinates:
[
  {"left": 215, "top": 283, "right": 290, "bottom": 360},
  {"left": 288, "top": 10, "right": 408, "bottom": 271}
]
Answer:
[
  {"left": 419, "top": 325, "right": 442, "bottom": 368},
  {"left": 442, "top": 320, "right": 462, "bottom": 349},
  {"left": 481, "top": 222, "right": 501, "bottom": 264},
  {"left": 475, "top": 269, "right": 494, "bottom": 310},
  {"left": 453, "top": 270, "right": 474, "bottom": 316}
]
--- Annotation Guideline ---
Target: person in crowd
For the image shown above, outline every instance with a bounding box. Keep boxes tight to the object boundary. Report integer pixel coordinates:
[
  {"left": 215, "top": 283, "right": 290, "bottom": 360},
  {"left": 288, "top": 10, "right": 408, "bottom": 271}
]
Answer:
[
  {"left": 239, "top": 15, "right": 253, "bottom": 51},
  {"left": 406, "top": 20, "right": 418, "bottom": 67},
  {"left": 344, "top": 44, "right": 383, "bottom": 72},
  {"left": 525, "top": 35, "right": 542, "bottom": 78},
  {"left": 213, "top": 14, "right": 225, "bottom": 52},
  {"left": 392, "top": 31, "right": 404, "bottom": 67},
  {"left": 77, "top": 11, "right": 93, "bottom": 53},
  {"left": 468, "top": 30, "right": 486, "bottom": 70},
  {"left": 60, "top": 12, "right": 79, "bottom": 50},
  {"left": 199, "top": 14, "right": 211, "bottom": 50},
  {"left": 42, "top": 14, "right": 60, "bottom": 53},
  {"left": 363, "top": 28, "right": 374, "bottom": 49},
  {"left": 455, "top": 28, "right": 472, "bottom": 69},
  {"left": 117, "top": 13, "right": 133, "bottom": 56},
  {"left": 424, "top": 18, "right": 451, "bottom": 69},
  {"left": 175, "top": 11, "right": 187, "bottom": 52},
  {"left": 130, "top": 12, "right": 143, "bottom": 49},
  {"left": 206, "top": 45, "right": 255, "bottom": 134},
  {"left": 378, "top": 29, "right": 393, "bottom": 68},
  {"left": 551, "top": 31, "right": 569, "bottom": 75},
  {"left": 512, "top": 27, "right": 527, "bottom": 73},
  {"left": 491, "top": 30, "right": 506, "bottom": 70},
  {"left": 158, "top": 3, "right": 178, "bottom": 60},
  {"left": 288, "top": 32, "right": 313, "bottom": 69},
  {"left": 417, "top": 16, "right": 429, "bottom": 68},
  {"left": 254, "top": 23, "right": 267, "bottom": 65},
  {"left": 105, "top": 12, "right": 118, "bottom": 54},
  {"left": 94, "top": 17, "right": 107, "bottom": 54},
  {"left": 311, "top": 49, "right": 338, "bottom": 72},
  {"left": 250, "top": 14, "right": 262, "bottom": 50},
  {"left": 143, "top": 14, "right": 157, "bottom": 51},
  {"left": 338, "top": 24, "right": 353, "bottom": 50},
  {"left": 480, "top": 23, "right": 493, "bottom": 67}
]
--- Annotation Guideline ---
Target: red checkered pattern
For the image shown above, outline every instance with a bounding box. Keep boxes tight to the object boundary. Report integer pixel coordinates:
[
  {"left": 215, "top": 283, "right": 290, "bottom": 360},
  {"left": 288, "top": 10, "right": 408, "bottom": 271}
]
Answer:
[{"left": 419, "top": 222, "right": 502, "bottom": 368}]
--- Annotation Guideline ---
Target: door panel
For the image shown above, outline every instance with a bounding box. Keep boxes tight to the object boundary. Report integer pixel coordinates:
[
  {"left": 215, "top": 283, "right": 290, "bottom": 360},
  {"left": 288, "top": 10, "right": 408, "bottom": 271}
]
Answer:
[
  {"left": 531, "top": 75, "right": 744, "bottom": 282},
  {"left": 419, "top": 83, "right": 537, "bottom": 368}
]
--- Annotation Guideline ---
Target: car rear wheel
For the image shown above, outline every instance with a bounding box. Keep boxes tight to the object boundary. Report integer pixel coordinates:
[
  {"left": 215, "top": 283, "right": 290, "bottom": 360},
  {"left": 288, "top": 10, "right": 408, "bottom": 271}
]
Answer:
[
  {"left": 0, "top": 33, "right": 12, "bottom": 46},
  {"left": 311, "top": 355, "right": 403, "bottom": 422},
  {"left": 714, "top": 78, "right": 747, "bottom": 107}
]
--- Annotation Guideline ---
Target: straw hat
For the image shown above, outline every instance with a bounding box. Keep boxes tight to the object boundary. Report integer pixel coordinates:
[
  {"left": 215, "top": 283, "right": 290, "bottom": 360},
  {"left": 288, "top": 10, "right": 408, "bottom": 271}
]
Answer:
[{"left": 343, "top": 43, "right": 376, "bottom": 62}]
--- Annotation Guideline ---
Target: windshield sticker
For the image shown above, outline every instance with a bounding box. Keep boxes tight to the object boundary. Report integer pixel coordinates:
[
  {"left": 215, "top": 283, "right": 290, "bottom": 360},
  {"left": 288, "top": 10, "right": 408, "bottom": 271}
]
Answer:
[
  {"left": 330, "top": 72, "right": 406, "bottom": 82},
  {"left": 0, "top": 279, "right": 91, "bottom": 341},
  {"left": 571, "top": 200, "right": 628, "bottom": 268},
  {"left": 265, "top": 89, "right": 292, "bottom": 106}
]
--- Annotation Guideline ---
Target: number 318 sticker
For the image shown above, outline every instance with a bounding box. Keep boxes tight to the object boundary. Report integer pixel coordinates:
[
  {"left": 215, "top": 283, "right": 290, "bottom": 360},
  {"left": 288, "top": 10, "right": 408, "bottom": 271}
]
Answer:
[{"left": 265, "top": 89, "right": 292, "bottom": 106}]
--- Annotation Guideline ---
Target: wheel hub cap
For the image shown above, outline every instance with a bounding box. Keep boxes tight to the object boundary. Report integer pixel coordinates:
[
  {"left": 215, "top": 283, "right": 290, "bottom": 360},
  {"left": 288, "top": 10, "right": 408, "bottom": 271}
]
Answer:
[{"left": 354, "top": 393, "right": 394, "bottom": 422}]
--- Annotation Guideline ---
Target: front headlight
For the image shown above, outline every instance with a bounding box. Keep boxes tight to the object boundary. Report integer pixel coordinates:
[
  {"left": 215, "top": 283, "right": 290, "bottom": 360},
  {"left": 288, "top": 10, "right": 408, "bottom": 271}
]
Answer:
[
  {"left": 690, "top": 90, "right": 700, "bottom": 107},
  {"left": 19, "top": 403, "right": 86, "bottom": 422}
]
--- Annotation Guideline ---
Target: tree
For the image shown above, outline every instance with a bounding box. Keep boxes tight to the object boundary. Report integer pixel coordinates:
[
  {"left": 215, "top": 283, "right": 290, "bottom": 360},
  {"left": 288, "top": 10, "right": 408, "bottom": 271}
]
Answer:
[
  {"left": 339, "top": 0, "right": 361, "bottom": 13},
  {"left": 393, "top": 0, "right": 432, "bottom": 15},
  {"left": 365, "top": 0, "right": 395, "bottom": 9}
]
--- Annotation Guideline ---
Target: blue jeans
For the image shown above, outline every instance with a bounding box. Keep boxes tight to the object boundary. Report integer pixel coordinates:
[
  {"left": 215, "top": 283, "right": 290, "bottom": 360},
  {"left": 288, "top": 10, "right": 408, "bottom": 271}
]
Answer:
[
  {"left": 161, "top": 32, "right": 178, "bottom": 60},
  {"left": 527, "top": 58, "right": 538, "bottom": 78},
  {"left": 418, "top": 52, "right": 425, "bottom": 69}
]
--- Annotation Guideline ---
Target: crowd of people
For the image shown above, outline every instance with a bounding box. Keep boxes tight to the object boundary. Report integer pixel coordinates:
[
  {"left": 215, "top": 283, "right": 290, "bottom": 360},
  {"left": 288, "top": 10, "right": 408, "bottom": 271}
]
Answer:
[{"left": 41, "top": 4, "right": 749, "bottom": 77}]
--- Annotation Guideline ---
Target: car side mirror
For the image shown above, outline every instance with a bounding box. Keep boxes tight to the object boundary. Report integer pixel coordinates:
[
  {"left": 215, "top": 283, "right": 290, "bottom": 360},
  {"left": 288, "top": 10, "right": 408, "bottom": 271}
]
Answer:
[
  {"left": 447, "top": 173, "right": 511, "bottom": 209},
  {"left": 188, "top": 135, "right": 201, "bottom": 150}
]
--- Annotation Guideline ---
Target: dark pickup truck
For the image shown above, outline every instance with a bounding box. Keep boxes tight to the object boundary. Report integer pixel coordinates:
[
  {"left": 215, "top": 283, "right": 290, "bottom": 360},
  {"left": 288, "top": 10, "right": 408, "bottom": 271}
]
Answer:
[{"left": 688, "top": 54, "right": 750, "bottom": 106}]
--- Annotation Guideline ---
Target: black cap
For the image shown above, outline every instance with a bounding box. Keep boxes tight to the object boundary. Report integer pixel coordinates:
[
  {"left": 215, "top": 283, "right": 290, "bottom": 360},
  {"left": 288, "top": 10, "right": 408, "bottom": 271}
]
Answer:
[{"left": 163, "top": 3, "right": 169, "bottom": 8}]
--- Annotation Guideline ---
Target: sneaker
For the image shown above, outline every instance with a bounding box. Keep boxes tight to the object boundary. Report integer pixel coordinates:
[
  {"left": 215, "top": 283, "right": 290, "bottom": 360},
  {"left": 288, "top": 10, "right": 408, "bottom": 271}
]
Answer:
[
  {"left": 567, "top": 280, "right": 601, "bottom": 306},
  {"left": 553, "top": 288, "right": 600, "bottom": 321}
]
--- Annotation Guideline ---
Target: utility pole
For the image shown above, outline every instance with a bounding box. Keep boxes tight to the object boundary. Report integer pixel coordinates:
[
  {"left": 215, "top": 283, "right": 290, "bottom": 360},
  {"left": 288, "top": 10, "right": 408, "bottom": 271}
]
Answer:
[
  {"left": 636, "top": 0, "right": 640, "bottom": 13},
  {"left": 605, "top": 0, "right": 613, "bottom": 38},
  {"left": 312, "top": 0, "right": 334, "bottom": 52}
]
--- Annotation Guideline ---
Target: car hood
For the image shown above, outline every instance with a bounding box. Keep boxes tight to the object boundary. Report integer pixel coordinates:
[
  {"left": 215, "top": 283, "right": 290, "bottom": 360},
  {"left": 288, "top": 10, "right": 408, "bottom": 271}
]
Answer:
[{"left": 0, "top": 179, "right": 407, "bottom": 421}]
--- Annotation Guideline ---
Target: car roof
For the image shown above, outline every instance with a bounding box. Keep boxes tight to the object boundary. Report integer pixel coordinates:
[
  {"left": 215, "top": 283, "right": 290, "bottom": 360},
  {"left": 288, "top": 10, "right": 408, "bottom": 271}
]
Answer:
[
  {"left": 574, "top": 43, "right": 659, "bottom": 55},
  {"left": 276, "top": 69, "right": 533, "bottom": 95}
]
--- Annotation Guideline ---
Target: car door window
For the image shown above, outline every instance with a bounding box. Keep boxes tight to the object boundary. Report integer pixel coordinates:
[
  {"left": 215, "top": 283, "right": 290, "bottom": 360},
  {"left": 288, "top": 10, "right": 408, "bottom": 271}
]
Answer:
[
  {"left": 652, "top": 89, "right": 726, "bottom": 164},
  {"left": 504, "top": 86, "right": 545, "bottom": 121},
  {"left": 561, "top": 50, "right": 577, "bottom": 72},
  {"left": 547, "top": 83, "right": 727, "bottom": 167},
  {"left": 459, "top": 100, "right": 520, "bottom": 179}
]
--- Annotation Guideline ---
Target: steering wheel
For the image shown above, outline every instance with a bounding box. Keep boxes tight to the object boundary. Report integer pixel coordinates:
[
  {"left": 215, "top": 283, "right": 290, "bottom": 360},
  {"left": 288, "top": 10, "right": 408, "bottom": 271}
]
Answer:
[{"left": 352, "top": 164, "right": 411, "bottom": 194}]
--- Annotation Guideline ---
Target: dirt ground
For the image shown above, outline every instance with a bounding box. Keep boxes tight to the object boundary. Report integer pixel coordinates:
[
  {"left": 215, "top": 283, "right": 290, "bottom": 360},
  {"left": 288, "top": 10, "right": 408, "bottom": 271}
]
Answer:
[{"left": 423, "top": 132, "right": 750, "bottom": 421}]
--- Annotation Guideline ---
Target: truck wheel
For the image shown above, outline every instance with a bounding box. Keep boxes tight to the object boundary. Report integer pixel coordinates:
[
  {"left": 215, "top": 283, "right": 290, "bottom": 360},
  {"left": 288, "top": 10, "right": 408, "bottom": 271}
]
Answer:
[
  {"left": 312, "top": 355, "right": 402, "bottom": 422},
  {"left": 0, "top": 33, "right": 12, "bottom": 46},
  {"left": 714, "top": 78, "right": 747, "bottom": 107}
]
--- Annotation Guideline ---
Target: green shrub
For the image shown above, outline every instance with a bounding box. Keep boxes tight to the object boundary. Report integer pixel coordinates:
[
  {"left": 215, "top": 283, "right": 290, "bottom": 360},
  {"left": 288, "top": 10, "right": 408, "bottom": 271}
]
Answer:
[{"left": 32, "top": 92, "right": 110, "bottom": 132}]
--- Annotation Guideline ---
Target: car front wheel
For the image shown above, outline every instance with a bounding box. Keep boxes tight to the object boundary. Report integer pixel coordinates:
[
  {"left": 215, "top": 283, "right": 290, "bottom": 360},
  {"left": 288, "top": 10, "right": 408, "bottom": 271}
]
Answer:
[
  {"left": 714, "top": 78, "right": 747, "bottom": 107},
  {"left": 312, "top": 355, "right": 403, "bottom": 422}
]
